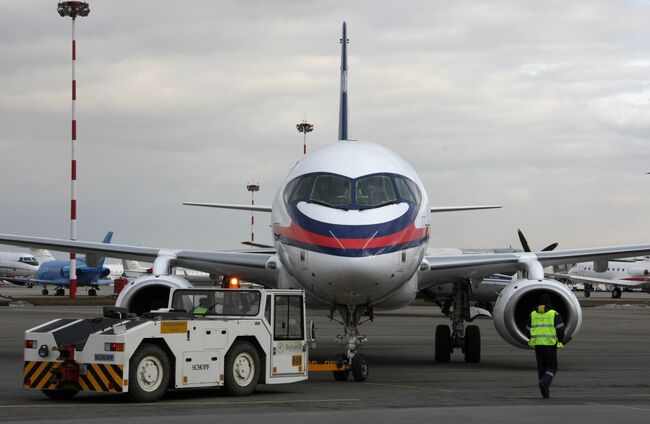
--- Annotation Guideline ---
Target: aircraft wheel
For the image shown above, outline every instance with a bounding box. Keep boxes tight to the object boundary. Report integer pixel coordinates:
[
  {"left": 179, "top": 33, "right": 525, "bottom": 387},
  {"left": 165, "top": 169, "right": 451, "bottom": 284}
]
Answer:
[
  {"left": 332, "top": 353, "right": 349, "bottom": 381},
  {"left": 88, "top": 288, "right": 97, "bottom": 297},
  {"left": 42, "top": 388, "right": 78, "bottom": 400},
  {"left": 584, "top": 290, "right": 591, "bottom": 298},
  {"left": 55, "top": 288, "right": 65, "bottom": 296},
  {"left": 464, "top": 325, "right": 481, "bottom": 363},
  {"left": 435, "top": 324, "right": 451, "bottom": 362},
  {"left": 41, "top": 289, "right": 49, "bottom": 296},
  {"left": 612, "top": 288, "right": 622, "bottom": 299},
  {"left": 224, "top": 341, "right": 261, "bottom": 396},
  {"left": 351, "top": 353, "right": 369, "bottom": 382},
  {"left": 128, "top": 344, "right": 171, "bottom": 402}
]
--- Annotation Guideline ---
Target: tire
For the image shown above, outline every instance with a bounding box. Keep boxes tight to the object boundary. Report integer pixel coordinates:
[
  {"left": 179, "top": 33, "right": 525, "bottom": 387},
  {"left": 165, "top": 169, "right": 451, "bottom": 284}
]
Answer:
[
  {"left": 42, "top": 389, "right": 78, "bottom": 400},
  {"left": 584, "top": 290, "right": 591, "bottom": 298},
  {"left": 128, "top": 344, "right": 171, "bottom": 402},
  {"left": 464, "top": 325, "right": 481, "bottom": 363},
  {"left": 435, "top": 325, "right": 451, "bottom": 362},
  {"left": 332, "top": 353, "right": 349, "bottom": 381},
  {"left": 224, "top": 341, "right": 261, "bottom": 396},
  {"left": 612, "top": 288, "right": 622, "bottom": 299},
  {"left": 41, "top": 289, "right": 48, "bottom": 296},
  {"left": 351, "top": 353, "right": 368, "bottom": 382}
]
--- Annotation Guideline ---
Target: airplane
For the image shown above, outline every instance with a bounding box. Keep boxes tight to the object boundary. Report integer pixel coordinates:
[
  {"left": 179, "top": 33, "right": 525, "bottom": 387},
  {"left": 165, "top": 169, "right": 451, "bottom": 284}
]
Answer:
[
  {"left": 549, "top": 257, "right": 650, "bottom": 298},
  {"left": 0, "top": 232, "right": 114, "bottom": 296},
  {"left": 2, "top": 22, "right": 650, "bottom": 380},
  {"left": 0, "top": 251, "right": 39, "bottom": 280}
]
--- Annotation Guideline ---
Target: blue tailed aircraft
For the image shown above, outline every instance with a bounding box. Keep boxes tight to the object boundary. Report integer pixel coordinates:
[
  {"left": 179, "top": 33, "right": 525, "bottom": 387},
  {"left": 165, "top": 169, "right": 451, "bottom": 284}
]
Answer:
[{"left": 3, "top": 231, "right": 114, "bottom": 296}]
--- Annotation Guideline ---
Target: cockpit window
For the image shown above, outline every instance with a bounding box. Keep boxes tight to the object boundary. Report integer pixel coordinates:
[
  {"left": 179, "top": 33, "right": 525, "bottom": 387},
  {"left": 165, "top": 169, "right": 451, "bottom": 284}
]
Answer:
[
  {"left": 356, "top": 175, "right": 397, "bottom": 209},
  {"left": 310, "top": 174, "right": 351, "bottom": 208},
  {"left": 284, "top": 173, "right": 420, "bottom": 211},
  {"left": 395, "top": 176, "right": 417, "bottom": 204},
  {"left": 19, "top": 257, "right": 39, "bottom": 266}
]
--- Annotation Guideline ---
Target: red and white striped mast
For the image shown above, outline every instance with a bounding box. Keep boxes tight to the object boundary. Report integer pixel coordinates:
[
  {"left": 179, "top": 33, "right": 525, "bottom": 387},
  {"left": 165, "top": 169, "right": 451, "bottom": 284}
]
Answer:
[{"left": 58, "top": 1, "right": 89, "bottom": 299}]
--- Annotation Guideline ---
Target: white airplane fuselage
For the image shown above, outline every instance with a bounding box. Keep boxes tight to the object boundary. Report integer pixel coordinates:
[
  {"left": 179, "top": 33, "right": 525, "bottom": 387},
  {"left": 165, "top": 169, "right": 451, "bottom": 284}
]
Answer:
[
  {"left": 271, "top": 141, "right": 430, "bottom": 310},
  {"left": 0, "top": 252, "right": 38, "bottom": 278},
  {"left": 570, "top": 260, "right": 650, "bottom": 285}
]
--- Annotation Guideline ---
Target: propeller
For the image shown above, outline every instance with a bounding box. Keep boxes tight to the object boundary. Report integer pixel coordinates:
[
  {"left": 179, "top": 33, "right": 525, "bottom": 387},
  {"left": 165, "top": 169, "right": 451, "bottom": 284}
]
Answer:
[{"left": 517, "top": 229, "right": 558, "bottom": 252}]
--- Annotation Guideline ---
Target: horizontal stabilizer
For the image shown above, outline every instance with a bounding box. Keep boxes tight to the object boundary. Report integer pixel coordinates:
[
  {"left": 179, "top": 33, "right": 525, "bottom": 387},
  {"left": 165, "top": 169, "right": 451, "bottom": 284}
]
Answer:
[
  {"left": 183, "top": 202, "right": 272, "bottom": 213},
  {"left": 430, "top": 205, "right": 502, "bottom": 213}
]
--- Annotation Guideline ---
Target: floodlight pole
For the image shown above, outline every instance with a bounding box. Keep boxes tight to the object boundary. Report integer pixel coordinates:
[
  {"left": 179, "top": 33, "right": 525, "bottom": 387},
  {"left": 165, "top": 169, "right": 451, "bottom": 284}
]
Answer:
[
  {"left": 296, "top": 119, "right": 314, "bottom": 155},
  {"left": 247, "top": 184, "right": 260, "bottom": 242},
  {"left": 58, "top": 1, "right": 90, "bottom": 299}
]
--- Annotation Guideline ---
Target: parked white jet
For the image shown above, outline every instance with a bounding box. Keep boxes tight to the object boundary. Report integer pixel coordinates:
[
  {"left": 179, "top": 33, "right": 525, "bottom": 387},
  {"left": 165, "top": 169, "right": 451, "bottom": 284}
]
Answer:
[
  {"left": 0, "top": 251, "right": 39, "bottom": 279},
  {"left": 2, "top": 23, "right": 650, "bottom": 380},
  {"left": 550, "top": 258, "right": 650, "bottom": 298}
]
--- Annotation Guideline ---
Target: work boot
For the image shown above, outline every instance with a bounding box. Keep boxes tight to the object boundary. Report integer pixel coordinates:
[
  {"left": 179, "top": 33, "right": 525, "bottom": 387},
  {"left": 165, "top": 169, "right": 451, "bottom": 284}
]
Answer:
[{"left": 539, "top": 381, "right": 550, "bottom": 399}]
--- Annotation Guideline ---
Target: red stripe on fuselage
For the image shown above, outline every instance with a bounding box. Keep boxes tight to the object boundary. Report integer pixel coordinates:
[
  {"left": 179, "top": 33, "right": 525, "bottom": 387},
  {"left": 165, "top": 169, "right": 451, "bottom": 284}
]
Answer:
[{"left": 274, "top": 221, "right": 428, "bottom": 250}]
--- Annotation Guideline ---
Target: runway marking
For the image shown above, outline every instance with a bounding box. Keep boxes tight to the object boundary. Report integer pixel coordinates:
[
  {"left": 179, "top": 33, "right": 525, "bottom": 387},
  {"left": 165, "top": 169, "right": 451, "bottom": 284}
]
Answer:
[
  {"left": 513, "top": 394, "right": 650, "bottom": 399},
  {"left": 365, "top": 382, "right": 454, "bottom": 392},
  {"left": 0, "top": 398, "right": 360, "bottom": 409},
  {"left": 584, "top": 403, "right": 650, "bottom": 413}
]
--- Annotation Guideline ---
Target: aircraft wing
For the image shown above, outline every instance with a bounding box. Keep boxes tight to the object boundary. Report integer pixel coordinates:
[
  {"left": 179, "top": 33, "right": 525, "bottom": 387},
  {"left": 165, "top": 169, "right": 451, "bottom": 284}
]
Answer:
[
  {"left": 547, "top": 272, "right": 650, "bottom": 289},
  {"left": 0, "top": 234, "right": 277, "bottom": 286},
  {"left": 419, "top": 244, "right": 650, "bottom": 289}
]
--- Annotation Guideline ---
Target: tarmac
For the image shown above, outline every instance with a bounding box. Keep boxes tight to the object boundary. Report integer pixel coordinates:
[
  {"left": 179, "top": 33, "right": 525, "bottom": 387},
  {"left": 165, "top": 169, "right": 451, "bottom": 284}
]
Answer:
[{"left": 1, "top": 289, "right": 650, "bottom": 423}]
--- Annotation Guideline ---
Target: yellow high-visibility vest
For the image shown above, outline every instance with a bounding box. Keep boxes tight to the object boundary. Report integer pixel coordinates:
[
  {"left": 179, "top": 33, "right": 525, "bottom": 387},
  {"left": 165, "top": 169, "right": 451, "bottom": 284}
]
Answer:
[{"left": 528, "top": 309, "right": 564, "bottom": 348}]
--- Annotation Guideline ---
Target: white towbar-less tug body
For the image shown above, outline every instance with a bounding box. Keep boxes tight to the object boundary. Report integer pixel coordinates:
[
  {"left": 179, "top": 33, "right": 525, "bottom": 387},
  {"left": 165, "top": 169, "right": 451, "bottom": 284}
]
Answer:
[{"left": 23, "top": 288, "right": 308, "bottom": 402}]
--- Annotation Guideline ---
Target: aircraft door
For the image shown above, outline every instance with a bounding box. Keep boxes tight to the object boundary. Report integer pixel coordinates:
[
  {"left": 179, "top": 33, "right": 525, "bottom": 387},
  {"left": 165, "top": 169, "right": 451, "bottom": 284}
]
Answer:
[{"left": 271, "top": 294, "right": 306, "bottom": 377}]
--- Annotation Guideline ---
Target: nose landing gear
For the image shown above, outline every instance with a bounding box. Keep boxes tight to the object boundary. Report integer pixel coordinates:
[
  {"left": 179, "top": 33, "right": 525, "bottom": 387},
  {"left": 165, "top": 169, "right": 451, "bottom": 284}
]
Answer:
[{"left": 329, "top": 304, "right": 370, "bottom": 382}]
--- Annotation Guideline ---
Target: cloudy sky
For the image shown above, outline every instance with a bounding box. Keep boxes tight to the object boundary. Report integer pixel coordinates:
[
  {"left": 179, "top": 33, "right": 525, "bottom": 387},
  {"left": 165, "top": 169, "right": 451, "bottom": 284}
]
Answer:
[{"left": 1, "top": 0, "right": 649, "bottom": 257}]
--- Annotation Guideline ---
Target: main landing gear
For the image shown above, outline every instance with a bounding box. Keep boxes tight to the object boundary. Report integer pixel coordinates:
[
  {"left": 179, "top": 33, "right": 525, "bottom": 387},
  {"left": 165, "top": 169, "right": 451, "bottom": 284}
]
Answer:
[
  {"left": 328, "top": 304, "right": 370, "bottom": 382},
  {"left": 611, "top": 287, "right": 622, "bottom": 299},
  {"left": 435, "top": 280, "right": 481, "bottom": 363}
]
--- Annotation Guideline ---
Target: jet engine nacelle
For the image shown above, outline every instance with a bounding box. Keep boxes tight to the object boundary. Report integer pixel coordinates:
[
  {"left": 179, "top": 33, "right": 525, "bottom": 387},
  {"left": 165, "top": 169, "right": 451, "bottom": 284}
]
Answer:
[
  {"left": 493, "top": 278, "right": 582, "bottom": 349},
  {"left": 115, "top": 274, "right": 194, "bottom": 316}
]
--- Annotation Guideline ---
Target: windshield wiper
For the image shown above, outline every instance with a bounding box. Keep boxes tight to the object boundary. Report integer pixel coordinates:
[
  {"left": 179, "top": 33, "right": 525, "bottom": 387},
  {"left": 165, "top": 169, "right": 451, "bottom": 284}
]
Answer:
[
  {"left": 307, "top": 199, "right": 349, "bottom": 211},
  {"left": 358, "top": 200, "right": 399, "bottom": 211}
]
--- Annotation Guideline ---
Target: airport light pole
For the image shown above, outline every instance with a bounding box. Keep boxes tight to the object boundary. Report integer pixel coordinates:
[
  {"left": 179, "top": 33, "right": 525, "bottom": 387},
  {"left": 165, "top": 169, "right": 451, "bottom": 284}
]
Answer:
[
  {"left": 296, "top": 119, "right": 313, "bottom": 155},
  {"left": 58, "top": 1, "right": 90, "bottom": 299},
  {"left": 247, "top": 184, "right": 260, "bottom": 243}
]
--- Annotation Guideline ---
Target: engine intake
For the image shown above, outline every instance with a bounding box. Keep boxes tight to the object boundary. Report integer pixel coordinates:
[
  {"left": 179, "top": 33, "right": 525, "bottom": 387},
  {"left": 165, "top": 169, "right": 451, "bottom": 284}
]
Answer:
[
  {"left": 493, "top": 278, "right": 582, "bottom": 349},
  {"left": 115, "top": 275, "right": 193, "bottom": 316}
]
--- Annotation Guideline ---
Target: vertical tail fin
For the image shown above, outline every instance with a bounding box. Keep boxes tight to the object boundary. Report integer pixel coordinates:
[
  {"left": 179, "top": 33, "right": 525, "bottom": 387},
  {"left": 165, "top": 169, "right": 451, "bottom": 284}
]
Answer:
[
  {"left": 29, "top": 249, "right": 56, "bottom": 265},
  {"left": 84, "top": 231, "right": 113, "bottom": 268},
  {"left": 338, "top": 21, "right": 349, "bottom": 141},
  {"left": 96, "top": 231, "right": 113, "bottom": 269}
]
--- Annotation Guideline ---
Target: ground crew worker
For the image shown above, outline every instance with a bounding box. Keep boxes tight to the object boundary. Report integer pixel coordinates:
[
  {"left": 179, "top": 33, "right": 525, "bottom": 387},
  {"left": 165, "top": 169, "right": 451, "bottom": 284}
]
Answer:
[
  {"left": 192, "top": 298, "right": 211, "bottom": 315},
  {"left": 527, "top": 293, "right": 565, "bottom": 399}
]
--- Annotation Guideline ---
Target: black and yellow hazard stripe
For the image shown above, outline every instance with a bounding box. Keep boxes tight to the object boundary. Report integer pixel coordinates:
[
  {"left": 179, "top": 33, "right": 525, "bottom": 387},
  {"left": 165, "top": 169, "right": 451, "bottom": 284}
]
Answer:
[
  {"left": 23, "top": 361, "right": 59, "bottom": 390},
  {"left": 79, "top": 363, "right": 124, "bottom": 393},
  {"left": 23, "top": 361, "right": 124, "bottom": 393}
]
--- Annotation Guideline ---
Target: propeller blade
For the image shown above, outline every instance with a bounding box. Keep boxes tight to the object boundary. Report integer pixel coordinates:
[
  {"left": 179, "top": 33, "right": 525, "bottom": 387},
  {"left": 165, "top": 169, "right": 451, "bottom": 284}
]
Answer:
[
  {"left": 517, "top": 229, "right": 531, "bottom": 252},
  {"left": 541, "top": 242, "right": 558, "bottom": 252}
]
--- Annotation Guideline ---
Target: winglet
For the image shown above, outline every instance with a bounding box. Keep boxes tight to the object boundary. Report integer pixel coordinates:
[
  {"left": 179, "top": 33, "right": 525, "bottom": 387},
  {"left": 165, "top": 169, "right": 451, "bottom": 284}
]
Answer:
[{"left": 338, "top": 21, "right": 349, "bottom": 141}]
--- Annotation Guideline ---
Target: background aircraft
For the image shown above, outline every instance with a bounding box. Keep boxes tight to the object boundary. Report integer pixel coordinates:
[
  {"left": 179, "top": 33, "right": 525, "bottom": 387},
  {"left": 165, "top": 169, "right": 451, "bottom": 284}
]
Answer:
[
  {"left": 0, "top": 251, "right": 39, "bottom": 280},
  {"left": 1, "top": 232, "right": 114, "bottom": 296},
  {"left": 549, "top": 258, "right": 650, "bottom": 298}
]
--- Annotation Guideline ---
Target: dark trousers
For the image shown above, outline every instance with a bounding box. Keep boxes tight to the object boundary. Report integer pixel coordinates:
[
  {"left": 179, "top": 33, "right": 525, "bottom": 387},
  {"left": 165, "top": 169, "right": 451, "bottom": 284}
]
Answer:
[{"left": 534, "top": 345, "right": 558, "bottom": 387}]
